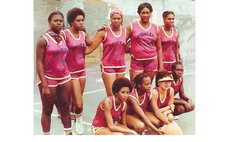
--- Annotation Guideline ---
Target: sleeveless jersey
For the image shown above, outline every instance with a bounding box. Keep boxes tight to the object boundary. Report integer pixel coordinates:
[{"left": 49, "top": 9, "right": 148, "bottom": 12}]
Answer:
[
  {"left": 63, "top": 29, "right": 87, "bottom": 72},
  {"left": 42, "top": 33, "right": 69, "bottom": 79},
  {"left": 130, "top": 21, "right": 158, "bottom": 60},
  {"left": 153, "top": 87, "right": 171, "bottom": 108},
  {"left": 171, "top": 77, "right": 182, "bottom": 96},
  {"left": 101, "top": 26, "right": 126, "bottom": 68},
  {"left": 92, "top": 96, "right": 126, "bottom": 127},
  {"left": 159, "top": 26, "right": 178, "bottom": 62},
  {"left": 129, "top": 89, "right": 152, "bottom": 112}
]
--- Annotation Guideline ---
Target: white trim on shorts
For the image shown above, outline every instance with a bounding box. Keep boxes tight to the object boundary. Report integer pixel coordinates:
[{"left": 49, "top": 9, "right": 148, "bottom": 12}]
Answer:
[
  {"left": 45, "top": 74, "right": 71, "bottom": 80},
  {"left": 101, "top": 67, "right": 126, "bottom": 76},
  {"left": 131, "top": 54, "right": 157, "bottom": 61},
  {"left": 69, "top": 69, "right": 85, "bottom": 74},
  {"left": 163, "top": 60, "right": 176, "bottom": 64},
  {"left": 71, "top": 75, "right": 86, "bottom": 80},
  {"left": 37, "top": 76, "right": 71, "bottom": 88}
]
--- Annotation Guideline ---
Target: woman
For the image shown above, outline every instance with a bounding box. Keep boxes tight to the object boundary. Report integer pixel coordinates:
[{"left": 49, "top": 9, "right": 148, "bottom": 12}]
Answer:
[
  {"left": 36, "top": 11, "right": 72, "bottom": 135},
  {"left": 91, "top": 78, "right": 138, "bottom": 135},
  {"left": 126, "top": 2, "right": 163, "bottom": 82},
  {"left": 151, "top": 71, "right": 183, "bottom": 135},
  {"left": 126, "top": 73, "right": 164, "bottom": 135},
  {"left": 61, "top": 7, "right": 92, "bottom": 135},
  {"left": 159, "top": 11, "right": 180, "bottom": 71},
  {"left": 85, "top": 9, "right": 126, "bottom": 97},
  {"left": 171, "top": 62, "right": 195, "bottom": 117}
]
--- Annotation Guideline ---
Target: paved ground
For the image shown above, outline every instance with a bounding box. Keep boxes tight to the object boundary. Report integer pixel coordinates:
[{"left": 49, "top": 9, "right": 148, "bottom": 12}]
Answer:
[{"left": 34, "top": 60, "right": 195, "bottom": 135}]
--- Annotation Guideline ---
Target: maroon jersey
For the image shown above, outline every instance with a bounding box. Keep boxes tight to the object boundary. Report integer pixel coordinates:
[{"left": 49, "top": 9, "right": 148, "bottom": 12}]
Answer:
[
  {"left": 92, "top": 96, "right": 126, "bottom": 127},
  {"left": 128, "top": 89, "right": 152, "bottom": 112},
  {"left": 153, "top": 87, "right": 171, "bottom": 108},
  {"left": 171, "top": 77, "right": 182, "bottom": 96}
]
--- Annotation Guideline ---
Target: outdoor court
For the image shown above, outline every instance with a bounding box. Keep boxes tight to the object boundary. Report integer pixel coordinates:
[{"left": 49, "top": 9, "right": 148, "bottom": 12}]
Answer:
[{"left": 34, "top": 60, "right": 195, "bottom": 135}]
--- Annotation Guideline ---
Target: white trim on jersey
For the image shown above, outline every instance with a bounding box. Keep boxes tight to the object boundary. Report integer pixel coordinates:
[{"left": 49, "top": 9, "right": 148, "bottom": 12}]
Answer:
[{"left": 162, "top": 26, "right": 174, "bottom": 38}]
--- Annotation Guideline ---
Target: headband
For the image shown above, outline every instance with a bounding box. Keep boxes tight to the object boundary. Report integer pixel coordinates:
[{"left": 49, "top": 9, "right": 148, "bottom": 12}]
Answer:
[
  {"left": 158, "top": 76, "right": 173, "bottom": 83},
  {"left": 110, "top": 9, "right": 123, "bottom": 18}
]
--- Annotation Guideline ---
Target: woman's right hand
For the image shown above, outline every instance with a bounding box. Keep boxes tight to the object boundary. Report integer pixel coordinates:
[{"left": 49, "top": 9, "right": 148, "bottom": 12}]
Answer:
[
  {"left": 42, "top": 85, "right": 51, "bottom": 101},
  {"left": 130, "top": 130, "right": 138, "bottom": 135},
  {"left": 154, "top": 128, "right": 166, "bottom": 135},
  {"left": 97, "top": 24, "right": 107, "bottom": 32}
]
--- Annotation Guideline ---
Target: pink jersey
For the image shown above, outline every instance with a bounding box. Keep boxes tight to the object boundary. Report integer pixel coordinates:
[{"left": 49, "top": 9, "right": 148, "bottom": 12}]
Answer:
[
  {"left": 171, "top": 77, "right": 182, "bottom": 96},
  {"left": 101, "top": 26, "right": 126, "bottom": 68},
  {"left": 128, "top": 89, "right": 152, "bottom": 112},
  {"left": 159, "top": 26, "right": 178, "bottom": 62},
  {"left": 63, "top": 29, "right": 87, "bottom": 73},
  {"left": 130, "top": 21, "right": 158, "bottom": 60},
  {"left": 153, "top": 87, "right": 171, "bottom": 108},
  {"left": 92, "top": 96, "right": 126, "bottom": 127},
  {"left": 42, "top": 33, "right": 69, "bottom": 79}
]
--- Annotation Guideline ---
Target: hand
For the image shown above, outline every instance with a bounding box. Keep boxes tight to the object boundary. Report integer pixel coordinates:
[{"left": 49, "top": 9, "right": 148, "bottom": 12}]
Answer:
[
  {"left": 42, "top": 86, "right": 51, "bottom": 101},
  {"left": 97, "top": 24, "right": 107, "bottom": 32},
  {"left": 155, "top": 128, "right": 165, "bottom": 135},
  {"left": 130, "top": 130, "right": 138, "bottom": 135}
]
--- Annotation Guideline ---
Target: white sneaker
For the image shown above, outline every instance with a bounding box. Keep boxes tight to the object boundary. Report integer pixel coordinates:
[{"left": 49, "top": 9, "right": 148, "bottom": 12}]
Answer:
[
  {"left": 75, "top": 115, "right": 84, "bottom": 135},
  {"left": 173, "top": 116, "right": 180, "bottom": 120}
]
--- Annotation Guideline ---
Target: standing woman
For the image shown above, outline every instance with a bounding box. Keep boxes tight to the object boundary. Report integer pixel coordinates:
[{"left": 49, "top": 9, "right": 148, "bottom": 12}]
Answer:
[
  {"left": 91, "top": 78, "right": 138, "bottom": 135},
  {"left": 126, "top": 2, "right": 163, "bottom": 83},
  {"left": 159, "top": 11, "right": 180, "bottom": 71},
  {"left": 85, "top": 9, "right": 126, "bottom": 96},
  {"left": 36, "top": 11, "right": 72, "bottom": 135},
  {"left": 61, "top": 7, "right": 92, "bottom": 135}
]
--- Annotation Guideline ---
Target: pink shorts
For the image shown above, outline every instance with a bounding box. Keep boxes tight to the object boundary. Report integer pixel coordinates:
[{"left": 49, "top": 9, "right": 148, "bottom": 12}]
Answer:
[
  {"left": 101, "top": 66, "right": 126, "bottom": 75},
  {"left": 70, "top": 70, "right": 86, "bottom": 80},
  {"left": 130, "top": 57, "right": 158, "bottom": 72},
  {"left": 163, "top": 61, "right": 176, "bottom": 71},
  {"left": 37, "top": 75, "right": 71, "bottom": 87}
]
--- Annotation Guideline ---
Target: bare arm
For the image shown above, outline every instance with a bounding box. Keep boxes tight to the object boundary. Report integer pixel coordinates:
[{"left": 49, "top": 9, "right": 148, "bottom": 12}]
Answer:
[
  {"left": 36, "top": 37, "right": 50, "bottom": 97},
  {"left": 127, "top": 96, "right": 162, "bottom": 134},
  {"left": 156, "top": 29, "right": 163, "bottom": 71},
  {"left": 178, "top": 78, "right": 189, "bottom": 101},
  {"left": 84, "top": 32, "right": 93, "bottom": 46},
  {"left": 85, "top": 30, "right": 105, "bottom": 55},
  {"left": 125, "top": 24, "right": 132, "bottom": 41},
  {"left": 103, "top": 99, "right": 137, "bottom": 135},
  {"left": 175, "top": 32, "right": 180, "bottom": 62},
  {"left": 121, "top": 103, "right": 128, "bottom": 127}
]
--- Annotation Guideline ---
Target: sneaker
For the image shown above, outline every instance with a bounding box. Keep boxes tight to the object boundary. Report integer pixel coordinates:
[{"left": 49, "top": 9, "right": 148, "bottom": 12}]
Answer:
[
  {"left": 64, "top": 131, "right": 73, "bottom": 135},
  {"left": 173, "top": 115, "right": 180, "bottom": 120},
  {"left": 75, "top": 115, "right": 84, "bottom": 135}
]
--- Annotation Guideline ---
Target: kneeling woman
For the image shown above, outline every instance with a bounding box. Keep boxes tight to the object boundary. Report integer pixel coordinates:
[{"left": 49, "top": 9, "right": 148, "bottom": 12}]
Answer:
[
  {"left": 126, "top": 73, "right": 164, "bottom": 135},
  {"left": 91, "top": 78, "right": 138, "bottom": 135},
  {"left": 151, "top": 71, "right": 183, "bottom": 135}
]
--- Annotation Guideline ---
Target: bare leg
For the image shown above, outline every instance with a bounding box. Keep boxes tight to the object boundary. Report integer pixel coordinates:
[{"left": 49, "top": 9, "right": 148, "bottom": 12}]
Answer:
[
  {"left": 58, "top": 80, "right": 72, "bottom": 129},
  {"left": 38, "top": 85, "right": 57, "bottom": 133},
  {"left": 129, "top": 70, "right": 143, "bottom": 84},
  {"left": 144, "top": 71, "right": 156, "bottom": 82},
  {"left": 102, "top": 73, "right": 116, "bottom": 96},
  {"left": 126, "top": 114, "right": 145, "bottom": 134},
  {"left": 144, "top": 111, "right": 162, "bottom": 128}
]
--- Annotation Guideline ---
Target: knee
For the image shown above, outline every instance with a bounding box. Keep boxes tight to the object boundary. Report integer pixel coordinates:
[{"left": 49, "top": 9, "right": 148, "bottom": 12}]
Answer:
[
  {"left": 75, "top": 101, "right": 83, "bottom": 109},
  {"left": 176, "top": 105, "right": 186, "bottom": 114},
  {"left": 134, "top": 122, "right": 146, "bottom": 134},
  {"left": 164, "top": 122, "right": 183, "bottom": 135},
  {"left": 167, "top": 114, "right": 174, "bottom": 122},
  {"left": 43, "top": 107, "right": 53, "bottom": 116},
  {"left": 188, "top": 104, "right": 195, "bottom": 112}
]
